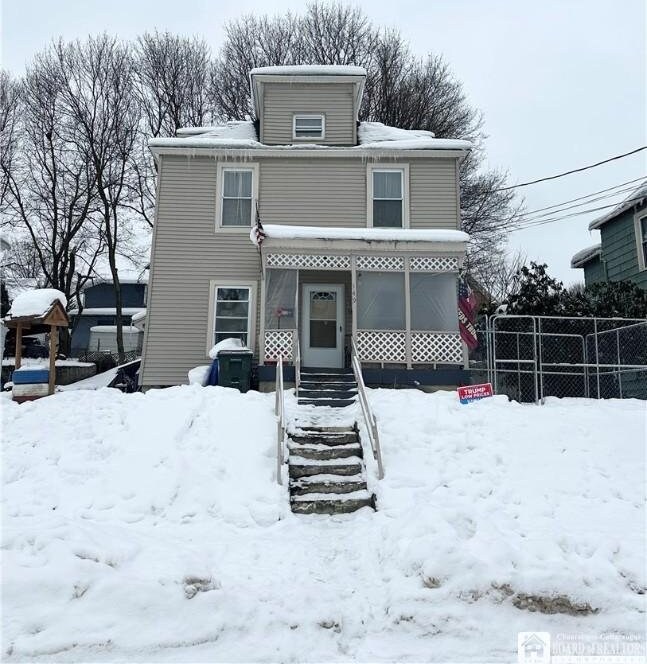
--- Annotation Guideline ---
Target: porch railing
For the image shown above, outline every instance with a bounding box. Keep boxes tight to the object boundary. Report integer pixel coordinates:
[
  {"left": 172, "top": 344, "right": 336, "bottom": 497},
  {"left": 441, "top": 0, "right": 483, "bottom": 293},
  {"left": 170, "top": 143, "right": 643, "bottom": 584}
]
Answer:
[
  {"left": 293, "top": 330, "right": 301, "bottom": 396},
  {"left": 351, "top": 337, "right": 384, "bottom": 479},
  {"left": 275, "top": 354, "right": 286, "bottom": 485}
]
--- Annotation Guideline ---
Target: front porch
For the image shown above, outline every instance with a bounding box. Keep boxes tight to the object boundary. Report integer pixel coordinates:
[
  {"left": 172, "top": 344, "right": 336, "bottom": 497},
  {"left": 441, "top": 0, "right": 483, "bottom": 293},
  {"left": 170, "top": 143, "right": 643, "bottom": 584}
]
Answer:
[{"left": 257, "top": 225, "right": 469, "bottom": 379}]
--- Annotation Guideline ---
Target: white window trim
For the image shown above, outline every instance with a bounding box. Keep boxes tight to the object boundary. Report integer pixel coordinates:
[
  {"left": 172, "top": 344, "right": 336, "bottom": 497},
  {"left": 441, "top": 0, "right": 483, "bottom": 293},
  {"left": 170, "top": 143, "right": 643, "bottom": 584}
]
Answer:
[
  {"left": 215, "top": 162, "right": 259, "bottom": 231},
  {"left": 366, "top": 164, "right": 410, "bottom": 228},
  {"left": 634, "top": 211, "right": 647, "bottom": 272},
  {"left": 206, "top": 280, "right": 257, "bottom": 356},
  {"left": 292, "top": 114, "right": 325, "bottom": 141}
]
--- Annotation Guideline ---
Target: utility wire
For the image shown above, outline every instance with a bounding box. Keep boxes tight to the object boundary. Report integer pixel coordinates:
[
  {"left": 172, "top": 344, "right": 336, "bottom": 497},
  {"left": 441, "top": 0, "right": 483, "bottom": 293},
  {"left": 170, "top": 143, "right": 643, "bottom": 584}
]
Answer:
[
  {"left": 516, "top": 180, "right": 646, "bottom": 223},
  {"left": 496, "top": 146, "right": 647, "bottom": 191},
  {"left": 513, "top": 176, "right": 646, "bottom": 219}
]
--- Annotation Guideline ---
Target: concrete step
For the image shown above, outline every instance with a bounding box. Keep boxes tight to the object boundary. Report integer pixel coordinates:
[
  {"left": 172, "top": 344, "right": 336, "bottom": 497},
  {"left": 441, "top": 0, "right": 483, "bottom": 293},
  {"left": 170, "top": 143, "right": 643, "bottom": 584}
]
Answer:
[
  {"left": 287, "top": 443, "right": 362, "bottom": 461},
  {"left": 298, "top": 398, "right": 356, "bottom": 408},
  {"left": 301, "top": 367, "right": 354, "bottom": 374},
  {"left": 298, "top": 389, "right": 357, "bottom": 400},
  {"left": 300, "top": 373, "right": 356, "bottom": 384},
  {"left": 290, "top": 492, "right": 376, "bottom": 515},
  {"left": 289, "top": 459, "right": 363, "bottom": 479},
  {"left": 297, "top": 425, "right": 357, "bottom": 434},
  {"left": 290, "top": 475, "right": 367, "bottom": 496},
  {"left": 289, "top": 432, "right": 359, "bottom": 445}
]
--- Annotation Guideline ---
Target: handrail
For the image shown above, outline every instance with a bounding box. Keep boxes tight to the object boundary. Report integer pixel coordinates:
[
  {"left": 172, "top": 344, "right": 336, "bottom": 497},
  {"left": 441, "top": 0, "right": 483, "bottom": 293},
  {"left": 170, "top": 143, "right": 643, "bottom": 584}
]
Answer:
[
  {"left": 351, "top": 337, "right": 384, "bottom": 480},
  {"left": 293, "top": 330, "right": 301, "bottom": 397},
  {"left": 275, "top": 354, "right": 286, "bottom": 485}
]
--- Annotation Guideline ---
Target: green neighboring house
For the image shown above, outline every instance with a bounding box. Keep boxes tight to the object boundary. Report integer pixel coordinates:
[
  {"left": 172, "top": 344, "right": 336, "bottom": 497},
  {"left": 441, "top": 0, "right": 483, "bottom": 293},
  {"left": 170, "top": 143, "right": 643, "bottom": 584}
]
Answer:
[{"left": 571, "top": 182, "right": 647, "bottom": 289}]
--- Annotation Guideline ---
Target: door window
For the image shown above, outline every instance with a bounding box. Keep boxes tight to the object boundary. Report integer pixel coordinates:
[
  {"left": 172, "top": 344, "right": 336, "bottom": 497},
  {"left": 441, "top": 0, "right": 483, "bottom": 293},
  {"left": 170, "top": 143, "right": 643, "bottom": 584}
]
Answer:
[{"left": 309, "top": 291, "right": 337, "bottom": 348}]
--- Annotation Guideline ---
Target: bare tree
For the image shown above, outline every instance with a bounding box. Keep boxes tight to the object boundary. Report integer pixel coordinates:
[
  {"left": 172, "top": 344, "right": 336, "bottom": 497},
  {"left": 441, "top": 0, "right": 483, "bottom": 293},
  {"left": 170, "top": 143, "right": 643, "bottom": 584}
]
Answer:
[
  {"left": 0, "top": 71, "right": 21, "bottom": 210},
  {"left": 0, "top": 61, "right": 104, "bottom": 353},
  {"left": 54, "top": 36, "right": 140, "bottom": 362}
]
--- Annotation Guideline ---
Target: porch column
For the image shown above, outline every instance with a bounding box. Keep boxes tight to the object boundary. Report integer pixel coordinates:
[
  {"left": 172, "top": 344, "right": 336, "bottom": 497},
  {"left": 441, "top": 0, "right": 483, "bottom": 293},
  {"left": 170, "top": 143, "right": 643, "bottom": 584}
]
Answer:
[
  {"left": 351, "top": 255, "right": 357, "bottom": 348},
  {"left": 259, "top": 254, "right": 266, "bottom": 364}
]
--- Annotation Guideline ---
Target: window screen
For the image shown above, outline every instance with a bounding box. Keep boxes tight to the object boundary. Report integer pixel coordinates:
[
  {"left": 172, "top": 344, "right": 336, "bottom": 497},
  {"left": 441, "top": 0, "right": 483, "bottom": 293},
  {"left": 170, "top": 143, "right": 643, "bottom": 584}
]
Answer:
[
  {"left": 357, "top": 272, "right": 405, "bottom": 329},
  {"left": 221, "top": 170, "right": 252, "bottom": 226},
  {"left": 641, "top": 217, "right": 647, "bottom": 266},
  {"left": 372, "top": 170, "right": 403, "bottom": 227},
  {"left": 294, "top": 115, "right": 324, "bottom": 139},
  {"left": 264, "top": 269, "right": 297, "bottom": 330},
  {"left": 410, "top": 273, "right": 459, "bottom": 331},
  {"left": 214, "top": 286, "right": 250, "bottom": 345}
]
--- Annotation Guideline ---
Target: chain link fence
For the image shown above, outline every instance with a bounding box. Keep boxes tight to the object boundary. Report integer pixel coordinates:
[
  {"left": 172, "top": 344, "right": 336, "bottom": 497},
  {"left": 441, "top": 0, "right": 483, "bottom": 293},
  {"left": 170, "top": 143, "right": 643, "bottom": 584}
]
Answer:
[{"left": 470, "top": 315, "right": 647, "bottom": 402}]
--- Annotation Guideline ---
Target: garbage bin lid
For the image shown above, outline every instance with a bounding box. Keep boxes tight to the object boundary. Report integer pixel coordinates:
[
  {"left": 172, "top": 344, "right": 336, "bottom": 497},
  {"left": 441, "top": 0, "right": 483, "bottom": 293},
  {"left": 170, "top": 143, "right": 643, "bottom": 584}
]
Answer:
[{"left": 218, "top": 349, "right": 253, "bottom": 355}]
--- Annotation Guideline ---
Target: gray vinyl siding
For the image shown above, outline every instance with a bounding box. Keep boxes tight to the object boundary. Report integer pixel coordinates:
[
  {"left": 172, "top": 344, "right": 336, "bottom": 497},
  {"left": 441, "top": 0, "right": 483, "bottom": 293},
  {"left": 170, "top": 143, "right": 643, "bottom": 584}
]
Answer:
[
  {"left": 140, "top": 155, "right": 261, "bottom": 386},
  {"left": 141, "top": 152, "right": 461, "bottom": 385},
  {"left": 261, "top": 83, "right": 355, "bottom": 146},
  {"left": 599, "top": 208, "right": 647, "bottom": 289},
  {"left": 258, "top": 157, "right": 458, "bottom": 229}
]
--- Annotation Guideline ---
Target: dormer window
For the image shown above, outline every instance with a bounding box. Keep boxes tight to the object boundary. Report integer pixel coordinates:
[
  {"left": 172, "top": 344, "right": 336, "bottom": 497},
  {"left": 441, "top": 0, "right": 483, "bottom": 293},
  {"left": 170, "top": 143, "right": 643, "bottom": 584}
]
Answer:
[{"left": 293, "top": 114, "right": 325, "bottom": 140}]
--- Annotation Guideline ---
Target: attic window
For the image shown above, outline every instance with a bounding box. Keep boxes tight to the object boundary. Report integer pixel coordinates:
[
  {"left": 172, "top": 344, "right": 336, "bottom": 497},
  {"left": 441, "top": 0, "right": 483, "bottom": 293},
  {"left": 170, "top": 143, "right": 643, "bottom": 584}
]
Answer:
[{"left": 293, "top": 115, "right": 325, "bottom": 140}]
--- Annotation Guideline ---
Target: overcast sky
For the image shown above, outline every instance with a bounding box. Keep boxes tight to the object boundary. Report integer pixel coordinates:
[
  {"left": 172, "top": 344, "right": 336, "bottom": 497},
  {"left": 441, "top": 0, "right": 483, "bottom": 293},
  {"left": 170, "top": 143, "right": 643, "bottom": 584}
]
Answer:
[{"left": 2, "top": 0, "right": 645, "bottom": 284}]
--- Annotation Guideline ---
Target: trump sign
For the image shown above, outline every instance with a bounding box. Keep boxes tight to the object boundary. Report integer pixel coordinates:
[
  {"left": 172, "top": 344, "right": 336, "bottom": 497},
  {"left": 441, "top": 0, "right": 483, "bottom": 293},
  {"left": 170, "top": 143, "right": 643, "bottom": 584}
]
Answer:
[{"left": 457, "top": 383, "right": 493, "bottom": 404}]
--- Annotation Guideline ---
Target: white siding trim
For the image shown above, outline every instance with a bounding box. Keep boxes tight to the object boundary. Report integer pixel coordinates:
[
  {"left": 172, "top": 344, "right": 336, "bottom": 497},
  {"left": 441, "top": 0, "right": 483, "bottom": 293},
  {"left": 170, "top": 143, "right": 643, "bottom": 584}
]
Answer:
[
  {"left": 634, "top": 211, "right": 647, "bottom": 272},
  {"left": 215, "top": 162, "right": 260, "bottom": 232},
  {"left": 206, "top": 279, "right": 258, "bottom": 356},
  {"left": 366, "top": 163, "right": 410, "bottom": 228}
]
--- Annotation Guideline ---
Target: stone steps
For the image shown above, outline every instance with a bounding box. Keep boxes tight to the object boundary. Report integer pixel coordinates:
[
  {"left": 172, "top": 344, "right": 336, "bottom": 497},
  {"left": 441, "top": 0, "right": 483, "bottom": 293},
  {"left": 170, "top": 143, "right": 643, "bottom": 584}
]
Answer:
[{"left": 286, "top": 423, "right": 375, "bottom": 514}]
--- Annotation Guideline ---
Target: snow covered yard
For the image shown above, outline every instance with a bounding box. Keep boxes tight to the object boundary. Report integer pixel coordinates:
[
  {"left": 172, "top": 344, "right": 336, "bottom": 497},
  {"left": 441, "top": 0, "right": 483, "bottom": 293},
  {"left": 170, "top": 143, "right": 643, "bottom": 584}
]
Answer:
[{"left": 1, "top": 386, "right": 645, "bottom": 662}]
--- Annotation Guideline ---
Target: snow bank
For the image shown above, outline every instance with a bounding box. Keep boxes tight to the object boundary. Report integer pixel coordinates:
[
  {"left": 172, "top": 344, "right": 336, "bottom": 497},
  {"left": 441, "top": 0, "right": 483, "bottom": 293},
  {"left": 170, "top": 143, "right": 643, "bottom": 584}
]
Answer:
[
  {"left": 6, "top": 288, "right": 67, "bottom": 319},
  {"left": 187, "top": 364, "right": 210, "bottom": 385},
  {"left": 2, "top": 389, "right": 644, "bottom": 661},
  {"left": 261, "top": 223, "right": 469, "bottom": 244}
]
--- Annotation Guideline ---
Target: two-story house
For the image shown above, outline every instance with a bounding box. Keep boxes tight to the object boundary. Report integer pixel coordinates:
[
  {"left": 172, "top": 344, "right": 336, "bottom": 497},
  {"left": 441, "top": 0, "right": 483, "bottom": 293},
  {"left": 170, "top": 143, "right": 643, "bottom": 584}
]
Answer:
[
  {"left": 571, "top": 181, "right": 647, "bottom": 288},
  {"left": 140, "top": 65, "right": 472, "bottom": 389},
  {"left": 70, "top": 276, "right": 147, "bottom": 354}
]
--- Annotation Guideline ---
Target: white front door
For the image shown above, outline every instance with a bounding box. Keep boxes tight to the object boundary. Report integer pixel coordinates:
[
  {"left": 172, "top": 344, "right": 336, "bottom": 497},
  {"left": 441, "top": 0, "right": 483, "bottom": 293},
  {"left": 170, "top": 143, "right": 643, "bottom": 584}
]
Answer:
[{"left": 302, "top": 284, "right": 344, "bottom": 368}]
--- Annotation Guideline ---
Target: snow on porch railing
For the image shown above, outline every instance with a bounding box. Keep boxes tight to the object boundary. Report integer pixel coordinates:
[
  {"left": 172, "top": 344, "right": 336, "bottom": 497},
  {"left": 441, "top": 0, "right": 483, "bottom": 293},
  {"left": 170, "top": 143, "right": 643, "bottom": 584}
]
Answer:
[
  {"left": 275, "top": 354, "right": 287, "bottom": 485},
  {"left": 351, "top": 337, "right": 384, "bottom": 480},
  {"left": 355, "top": 330, "right": 463, "bottom": 364}
]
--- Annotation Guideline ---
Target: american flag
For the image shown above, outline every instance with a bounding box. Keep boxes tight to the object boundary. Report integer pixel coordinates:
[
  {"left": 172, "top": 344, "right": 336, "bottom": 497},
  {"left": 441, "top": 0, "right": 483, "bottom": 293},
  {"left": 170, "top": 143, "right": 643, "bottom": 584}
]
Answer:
[
  {"left": 251, "top": 202, "right": 266, "bottom": 247},
  {"left": 458, "top": 275, "right": 478, "bottom": 351}
]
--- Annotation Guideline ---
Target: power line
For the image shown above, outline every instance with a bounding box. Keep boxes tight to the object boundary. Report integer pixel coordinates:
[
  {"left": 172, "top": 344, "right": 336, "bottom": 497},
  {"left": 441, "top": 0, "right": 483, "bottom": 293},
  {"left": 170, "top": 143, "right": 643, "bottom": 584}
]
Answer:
[
  {"left": 516, "top": 179, "right": 646, "bottom": 223},
  {"left": 496, "top": 146, "right": 647, "bottom": 191},
  {"left": 513, "top": 176, "right": 646, "bottom": 219},
  {"left": 510, "top": 191, "right": 647, "bottom": 230}
]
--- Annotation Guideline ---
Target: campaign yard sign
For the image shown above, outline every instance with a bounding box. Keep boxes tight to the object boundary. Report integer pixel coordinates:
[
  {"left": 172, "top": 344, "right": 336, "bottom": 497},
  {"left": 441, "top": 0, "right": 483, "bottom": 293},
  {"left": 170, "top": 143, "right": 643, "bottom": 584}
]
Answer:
[{"left": 458, "top": 383, "right": 493, "bottom": 404}]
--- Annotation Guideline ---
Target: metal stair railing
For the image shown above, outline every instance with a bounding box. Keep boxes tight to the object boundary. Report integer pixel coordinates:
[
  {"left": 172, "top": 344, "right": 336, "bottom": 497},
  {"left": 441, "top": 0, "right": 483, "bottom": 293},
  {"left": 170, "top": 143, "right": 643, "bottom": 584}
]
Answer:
[
  {"left": 351, "top": 337, "right": 384, "bottom": 479},
  {"left": 275, "top": 354, "right": 286, "bottom": 485},
  {"left": 293, "top": 329, "right": 301, "bottom": 397}
]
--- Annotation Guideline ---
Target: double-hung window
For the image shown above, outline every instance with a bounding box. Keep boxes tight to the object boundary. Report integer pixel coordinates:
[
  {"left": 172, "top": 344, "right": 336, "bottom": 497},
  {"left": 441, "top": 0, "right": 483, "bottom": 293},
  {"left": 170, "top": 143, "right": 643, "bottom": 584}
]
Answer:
[
  {"left": 638, "top": 214, "right": 647, "bottom": 271},
  {"left": 220, "top": 168, "right": 254, "bottom": 227},
  {"left": 293, "top": 114, "right": 325, "bottom": 140},
  {"left": 213, "top": 286, "right": 251, "bottom": 345},
  {"left": 370, "top": 168, "right": 406, "bottom": 228}
]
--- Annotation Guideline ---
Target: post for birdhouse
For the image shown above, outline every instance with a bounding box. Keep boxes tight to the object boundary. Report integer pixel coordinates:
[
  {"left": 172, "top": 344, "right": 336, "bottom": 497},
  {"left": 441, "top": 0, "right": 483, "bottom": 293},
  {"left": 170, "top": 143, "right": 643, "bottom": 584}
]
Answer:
[
  {"left": 15, "top": 323, "right": 23, "bottom": 370},
  {"left": 48, "top": 324, "right": 57, "bottom": 395}
]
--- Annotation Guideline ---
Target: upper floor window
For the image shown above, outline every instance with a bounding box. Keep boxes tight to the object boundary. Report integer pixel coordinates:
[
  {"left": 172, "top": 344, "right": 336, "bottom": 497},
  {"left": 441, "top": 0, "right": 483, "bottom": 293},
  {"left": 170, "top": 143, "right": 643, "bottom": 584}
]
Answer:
[
  {"left": 637, "top": 214, "right": 647, "bottom": 271},
  {"left": 217, "top": 164, "right": 258, "bottom": 229},
  {"left": 293, "top": 114, "right": 325, "bottom": 140},
  {"left": 369, "top": 168, "right": 408, "bottom": 228}
]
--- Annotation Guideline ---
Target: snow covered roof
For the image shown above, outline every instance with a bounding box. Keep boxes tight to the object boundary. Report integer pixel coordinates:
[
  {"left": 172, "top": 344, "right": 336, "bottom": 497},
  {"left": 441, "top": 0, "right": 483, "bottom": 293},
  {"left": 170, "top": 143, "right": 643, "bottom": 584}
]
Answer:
[
  {"left": 254, "top": 224, "right": 469, "bottom": 245},
  {"left": 150, "top": 120, "right": 471, "bottom": 153},
  {"left": 5, "top": 289, "right": 67, "bottom": 320},
  {"left": 588, "top": 180, "right": 647, "bottom": 230},
  {"left": 250, "top": 65, "right": 367, "bottom": 77},
  {"left": 570, "top": 243, "right": 602, "bottom": 268}
]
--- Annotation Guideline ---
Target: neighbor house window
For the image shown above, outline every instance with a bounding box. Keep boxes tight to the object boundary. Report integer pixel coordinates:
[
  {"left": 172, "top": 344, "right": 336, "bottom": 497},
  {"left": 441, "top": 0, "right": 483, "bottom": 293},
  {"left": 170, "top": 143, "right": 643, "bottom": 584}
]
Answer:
[
  {"left": 638, "top": 214, "right": 647, "bottom": 270},
  {"left": 369, "top": 167, "right": 408, "bottom": 228},
  {"left": 220, "top": 168, "right": 254, "bottom": 227},
  {"left": 213, "top": 286, "right": 251, "bottom": 345},
  {"left": 293, "top": 115, "right": 325, "bottom": 140}
]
